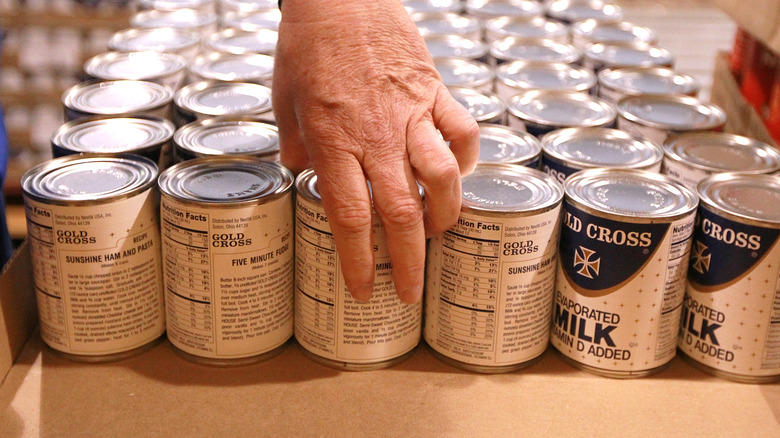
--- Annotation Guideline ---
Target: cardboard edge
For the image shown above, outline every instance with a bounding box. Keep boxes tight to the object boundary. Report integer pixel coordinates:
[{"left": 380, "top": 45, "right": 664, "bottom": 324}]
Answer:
[
  {"left": 713, "top": 0, "right": 780, "bottom": 55},
  {"left": 0, "top": 241, "right": 37, "bottom": 386}
]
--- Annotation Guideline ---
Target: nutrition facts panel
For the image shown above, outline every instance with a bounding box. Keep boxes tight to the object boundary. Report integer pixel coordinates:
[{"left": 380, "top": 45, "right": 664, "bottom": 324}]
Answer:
[
  {"left": 162, "top": 218, "right": 213, "bottom": 336},
  {"left": 295, "top": 218, "right": 336, "bottom": 343},
  {"left": 438, "top": 229, "right": 500, "bottom": 347},
  {"left": 26, "top": 217, "right": 68, "bottom": 343}
]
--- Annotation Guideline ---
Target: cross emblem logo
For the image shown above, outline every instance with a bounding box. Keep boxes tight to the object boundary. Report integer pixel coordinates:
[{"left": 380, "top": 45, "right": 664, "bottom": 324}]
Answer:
[
  {"left": 574, "top": 246, "right": 600, "bottom": 279},
  {"left": 691, "top": 241, "right": 711, "bottom": 274}
]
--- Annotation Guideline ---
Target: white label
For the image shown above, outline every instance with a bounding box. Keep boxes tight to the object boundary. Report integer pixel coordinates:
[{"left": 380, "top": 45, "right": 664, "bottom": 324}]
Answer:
[
  {"left": 294, "top": 196, "right": 422, "bottom": 364},
  {"left": 24, "top": 190, "right": 165, "bottom": 356},
  {"left": 424, "top": 207, "right": 561, "bottom": 367},
  {"left": 160, "top": 194, "right": 294, "bottom": 360},
  {"left": 661, "top": 158, "right": 710, "bottom": 190},
  {"left": 617, "top": 116, "right": 668, "bottom": 146}
]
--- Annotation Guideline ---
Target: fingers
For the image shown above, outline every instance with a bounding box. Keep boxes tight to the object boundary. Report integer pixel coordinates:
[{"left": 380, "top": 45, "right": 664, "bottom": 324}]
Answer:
[
  {"left": 272, "top": 31, "right": 309, "bottom": 174},
  {"left": 433, "top": 86, "right": 480, "bottom": 177}
]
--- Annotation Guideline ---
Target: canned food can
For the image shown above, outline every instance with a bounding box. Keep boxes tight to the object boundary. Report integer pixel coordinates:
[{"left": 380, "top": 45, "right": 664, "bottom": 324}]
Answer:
[
  {"left": 464, "top": 0, "right": 544, "bottom": 20},
  {"left": 424, "top": 34, "right": 488, "bottom": 62},
  {"left": 218, "top": 0, "right": 277, "bottom": 13},
  {"left": 551, "top": 168, "right": 698, "bottom": 377},
  {"left": 424, "top": 163, "right": 564, "bottom": 372},
  {"left": 412, "top": 12, "right": 482, "bottom": 40},
  {"left": 204, "top": 28, "right": 278, "bottom": 56},
  {"left": 294, "top": 168, "right": 422, "bottom": 370},
  {"left": 489, "top": 37, "right": 582, "bottom": 66},
  {"left": 174, "top": 80, "right": 274, "bottom": 126},
  {"left": 188, "top": 52, "right": 274, "bottom": 86},
  {"left": 130, "top": 8, "right": 218, "bottom": 39},
  {"left": 403, "top": 0, "right": 462, "bottom": 14},
  {"left": 174, "top": 117, "right": 279, "bottom": 162},
  {"left": 219, "top": 8, "right": 282, "bottom": 31},
  {"left": 449, "top": 86, "right": 507, "bottom": 125},
  {"left": 616, "top": 94, "right": 727, "bottom": 146},
  {"left": 540, "top": 127, "right": 663, "bottom": 184},
  {"left": 545, "top": 0, "right": 623, "bottom": 25},
  {"left": 21, "top": 155, "right": 165, "bottom": 361},
  {"left": 435, "top": 58, "right": 494, "bottom": 92},
  {"left": 108, "top": 27, "right": 201, "bottom": 61},
  {"left": 582, "top": 41, "right": 675, "bottom": 73},
  {"left": 661, "top": 133, "right": 780, "bottom": 189},
  {"left": 478, "top": 123, "right": 542, "bottom": 168},
  {"left": 51, "top": 115, "right": 176, "bottom": 171},
  {"left": 495, "top": 61, "right": 596, "bottom": 102},
  {"left": 484, "top": 16, "right": 570, "bottom": 43},
  {"left": 508, "top": 89, "right": 616, "bottom": 136},
  {"left": 136, "top": 0, "right": 217, "bottom": 13},
  {"left": 570, "top": 19, "right": 657, "bottom": 49},
  {"left": 597, "top": 67, "right": 700, "bottom": 105},
  {"left": 158, "top": 157, "right": 294, "bottom": 365},
  {"left": 679, "top": 173, "right": 780, "bottom": 383},
  {"left": 62, "top": 79, "right": 174, "bottom": 122},
  {"left": 84, "top": 51, "right": 188, "bottom": 92}
]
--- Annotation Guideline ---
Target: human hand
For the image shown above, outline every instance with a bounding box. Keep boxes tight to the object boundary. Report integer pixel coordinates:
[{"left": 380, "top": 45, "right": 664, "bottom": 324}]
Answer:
[{"left": 273, "top": 0, "right": 479, "bottom": 303}]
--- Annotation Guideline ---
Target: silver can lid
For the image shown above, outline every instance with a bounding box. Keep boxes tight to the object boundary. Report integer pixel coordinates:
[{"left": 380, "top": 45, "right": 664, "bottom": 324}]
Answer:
[
  {"left": 496, "top": 61, "right": 596, "bottom": 92},
  {"left": 490, "top": 37, "right": 582, "bottom": 64},
  {"left": 62, "top": 80, "right": 174, "bottom": 116},
  {"left": 485, "top": 16, "right": 570, "bottom": 42},
  {"left": 546, "top": 0, "right": 624, "bottom": 24},
  {"left": 508, "top": 89, "right": 616, "bottom": 129},
  {"left": 137, "top": 0, "right": 215, "bottom": 11},
  {"left": 220, "top": 8, "right": 282, "bottom": 31},
  {"left": 435, "top": 58, "right": 494, "bottom": 89},
  {"left": 571, "top": 19, "right": 657, "bottom": 46},
  {"left": 478, "top": 123, "right": 541, "bottom": 165},
  {"left": 583, "top": 41, "right": 675, "bottom": 69},
  {"left": 158, "top": 157, "right": 292, "bottom": 204},
  {"left": 108, "top": 27, "right": 200, "bottom": 54},
  {"left": 189, "top": 52, "right": 274, "bottom": 84},
  {"left": 464, "top": 0, "right": 544, "bottom": 19},
  {"left": 541, "top": 127, "right": 663, "bottom": 169},
  {"left": 461, "top": 163, "right": 563, "bottom": 213},
  {"left": 565, "top": 168, "right": 698, "bottom": 219},
  {"left": 175, "top": 117, "right": 279, "bottom": 157},
  {"left": 130, "top": 8, "right": 218, "bottom": 30},
  {"left": 84, "top": 51, "right": 187, "bottom": 82},
  {"left": 403, "top": 0, "right": 462, "bottom": 14},
  {"left": 598, "top": 66, "right": 700, "bottom": 97},
  {"left": 51, "top": 116, "right": 175, "bottom": 154},
  {"left": 218, "top": 0, "right": 277, "bottom": 12},
  {"left": 205, "top": 28, "right": 278, "bottom": 55},
  {"left": 664, "top": 132, "right": 780, "bottom": 174},
  {"left": 449, "top": 87, "right": 506, "bottom": 123},
  {"left": 412, "top": 12, "right": 481, "bottom": 38},
  {"left": 617, "top": 94, "right": 726, "bottom": 132},
  {"left": 424, "top": 34, "right": 488, "bottom": 60},
  {"left": 22, "top": 155, "right": 158, "bottom": 204},
  {"left": 697, "top": 173, "right": 780, "bottom": 226},
  {"left": 175, "top": 81, "right": 273, "bottom": 117}
]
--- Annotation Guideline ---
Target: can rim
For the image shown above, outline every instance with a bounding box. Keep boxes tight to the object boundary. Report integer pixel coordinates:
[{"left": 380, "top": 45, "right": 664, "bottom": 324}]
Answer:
[
  {"left": 460, "top": 163, "right": 564, "bottom": 213},
  {"left": 697, "top": 172, "right": 780, "bottom": 226},
  {"left": 616, "top": 94, "right": 726, "bottom": 131},
  {"left": 463, "top": 0, "right": 544, "bottom": 19},
  {"left": 219, "top": 8, "right": 282, "bottom": 31},
  {"left": 508, "top": 89, "right": 616, "bottom": 128},
  {"left": 62, "top": 79, "right": 174, "bottom": 115},
  {"left": 205, "top": 28, "right": 278, "bottom": 55},
  {"left": 174, "top": 116, "right": 279, "bottom": 157},
  {"left": 175, "top": 80, "right": 273, "bottom": 116},
  {"left": 411, "top": 11, "right": 481, "bottom": 37},
  {"left": 489, "top": 37, "right": 582, "bottom": 64},
  {"left": 583, "top": 41, "right": 675, "bottom": 68},
  {"left": 435, "top": 58, "right": 494, "bottom": 88},
  {"left": 108, "top": 27, "right": 201, "bottom": 53},
  {"left": 570, "top": 19, "right": 658, "bottom": 45},
  {"left": 84, "top": 50, "right": 187, "bottom": 81},
  {"left": 189, "top": 52, "right": 274, "bottom": 83},
  {"left": 478, "top": 122, "right": 542, "bottom": 165},
  {"left": 424, "top": 34, "right": 488, "bottom": 60},
  {"left": 130, "top": 8, "right": 218, "bottom": 29},
  {"left": 51, "top": 115, "right": 175, "bottom": 154},
  {"left": 496, "top": 60, "right": 597, "bottom": 92},
  {"left": 449, "top": 86, "right": 507, "bottom": 123},
  {"left": 597, "top": 66, "right": 700, "bottom": 97},
  {"left": 541, "top": 127, "right": 663, "bottom": 169},
  {"left": 484, "top": 15, "right": 570, "bottom": 41}
]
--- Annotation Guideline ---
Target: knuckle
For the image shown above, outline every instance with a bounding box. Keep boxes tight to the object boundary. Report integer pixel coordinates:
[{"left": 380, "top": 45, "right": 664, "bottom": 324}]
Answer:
[
  {"left": 377, "top": 197, "right": 423, "bottom": 232},
  {"left": 328, "top": 202, "right": 373, "bottom": 234}
]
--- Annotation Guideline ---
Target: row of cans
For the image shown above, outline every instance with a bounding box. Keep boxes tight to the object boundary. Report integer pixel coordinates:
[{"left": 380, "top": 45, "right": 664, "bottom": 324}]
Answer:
[{"left": 20, "top": 153, "right": 780, "bottom": 382}]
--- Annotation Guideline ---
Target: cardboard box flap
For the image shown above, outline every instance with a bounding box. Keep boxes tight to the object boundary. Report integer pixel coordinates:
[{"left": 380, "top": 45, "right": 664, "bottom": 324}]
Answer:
[
  {"left": 0, "top": 242, "right": 37, "bottom": 387},
  {"left": 714, "top": 0, "right": 780, "bottom": 54}
]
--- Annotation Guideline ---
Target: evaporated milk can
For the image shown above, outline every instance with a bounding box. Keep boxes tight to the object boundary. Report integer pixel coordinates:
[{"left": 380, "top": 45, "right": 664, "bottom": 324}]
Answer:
[
  {"left": 294, "top": 169, "right": 422, "bottom": 370},
  {"left": 679, "top": 173, "right": 780, "bottom": 383},
  {"left": 158, "top": 157, "right": 294, "bottom": 365},
  {"left": 21, "top": 155, "right": 165, "bottom": 361},
  {"left": 551, "top": 168, "right": 698, "bottom": 377},
  {"left": 425, "top": 163, "right": 563, "bottom": 372}
]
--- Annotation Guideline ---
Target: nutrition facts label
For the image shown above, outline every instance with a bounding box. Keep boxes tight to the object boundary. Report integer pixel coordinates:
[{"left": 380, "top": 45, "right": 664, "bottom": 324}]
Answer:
[
  {"left": 294, "top": 196, "right": 421, "bottom": 365},
  {"left": 425, "top": 208, "right": 561, "bottom": 368},
  {"left": 23, "top": 192, "right": 165, "bottom": 356},
  {"left": 161, "top": 195, "right": 294, "bottom": 361}
]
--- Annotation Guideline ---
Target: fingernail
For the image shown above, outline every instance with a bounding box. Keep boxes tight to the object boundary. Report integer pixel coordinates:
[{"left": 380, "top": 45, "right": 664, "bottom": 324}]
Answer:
[
  {"left": 351, "top": 284, "right": 373, "bottom": 301},
  {"left": 398, "top": 284, "right": 423, "bottom": 304}
]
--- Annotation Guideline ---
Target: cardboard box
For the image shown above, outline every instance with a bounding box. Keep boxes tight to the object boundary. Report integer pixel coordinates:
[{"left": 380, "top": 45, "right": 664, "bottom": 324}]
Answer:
[
  {"left": 714, "top": 0, "right": 780, "bottom": 54},
  {"left": 0, "top": 245, "right": 779, "bottom": 437}
]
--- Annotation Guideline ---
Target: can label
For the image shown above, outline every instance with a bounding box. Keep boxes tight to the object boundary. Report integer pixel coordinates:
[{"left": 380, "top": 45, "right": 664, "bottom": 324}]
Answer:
[
  {"left": 424, "top": 207, "right": 561, "bottom": 367},
  {"left": 617, "top": 117, "right": 667, "bottom": 147},
  {"left": 551, "top": 203, "right": 695, "bottom": 372},
  {"left": 24, "top": 190, "right": 165, "bottom": 356},
  {"left": 661, "top": 158, "right": 710, "bottom": 190},
  {"left": 679, "top": 208, "right": 780, "bottom": 377},
  {"left": 160, "top": 194, "right": 294, "bottom": 360},
  {"left": 541, "top": 155, "right": 581, "bottom": 186},
  {"left": 294, "top": 196, "right": 421, "bottom": 364}
]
